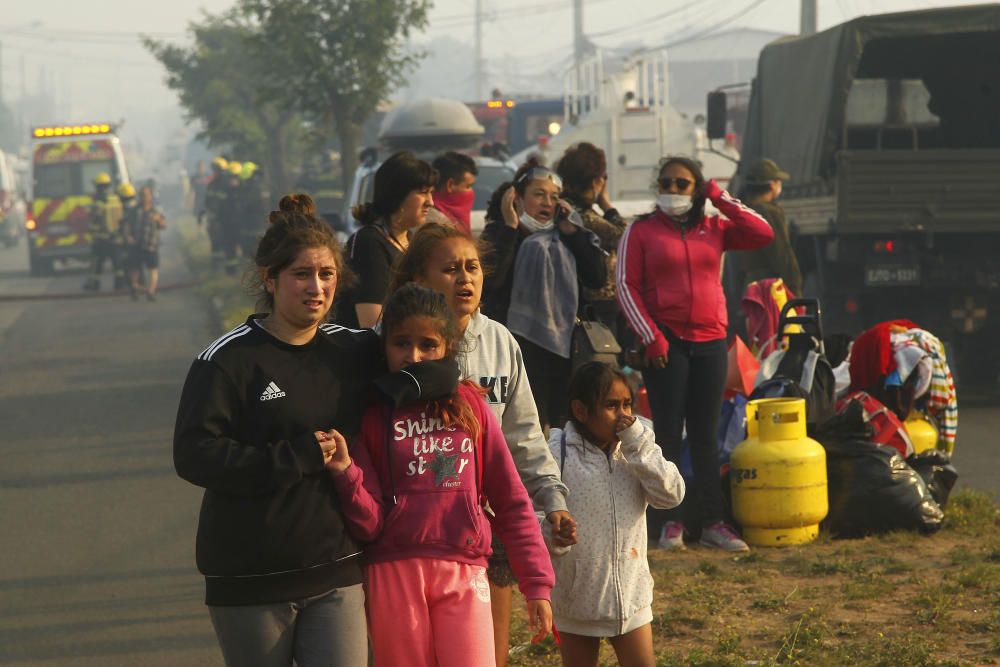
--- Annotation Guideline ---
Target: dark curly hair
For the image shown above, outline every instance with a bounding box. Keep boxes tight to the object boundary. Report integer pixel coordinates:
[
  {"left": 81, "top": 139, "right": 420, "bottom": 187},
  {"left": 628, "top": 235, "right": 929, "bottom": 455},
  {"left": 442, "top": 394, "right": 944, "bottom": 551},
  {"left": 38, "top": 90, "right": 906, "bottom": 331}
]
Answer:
[{"left": 555, "top": 142, "right": 606, "bottom": 199}]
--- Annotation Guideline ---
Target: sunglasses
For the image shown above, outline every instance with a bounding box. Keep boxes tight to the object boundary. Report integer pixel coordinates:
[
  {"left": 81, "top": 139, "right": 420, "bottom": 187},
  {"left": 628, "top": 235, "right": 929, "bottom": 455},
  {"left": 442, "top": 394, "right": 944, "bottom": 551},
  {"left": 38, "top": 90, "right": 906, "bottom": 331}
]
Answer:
[
  {"left": 658, "top": 177, "right": 694, "bottom": 190},
  {"left": 515, "top": 167, "right": 563, "bottom": 190}
]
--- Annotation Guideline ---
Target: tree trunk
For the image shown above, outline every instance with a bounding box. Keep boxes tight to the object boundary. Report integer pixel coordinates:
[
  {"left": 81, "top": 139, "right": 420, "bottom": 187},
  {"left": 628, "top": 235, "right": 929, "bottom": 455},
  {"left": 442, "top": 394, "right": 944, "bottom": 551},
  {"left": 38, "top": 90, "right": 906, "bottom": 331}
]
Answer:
[
  {"left": 264, "top": 126, "right": 291, "bottom": 200},
  {"left": 335, "top": 116, "right": 362, "bottom": 202}
]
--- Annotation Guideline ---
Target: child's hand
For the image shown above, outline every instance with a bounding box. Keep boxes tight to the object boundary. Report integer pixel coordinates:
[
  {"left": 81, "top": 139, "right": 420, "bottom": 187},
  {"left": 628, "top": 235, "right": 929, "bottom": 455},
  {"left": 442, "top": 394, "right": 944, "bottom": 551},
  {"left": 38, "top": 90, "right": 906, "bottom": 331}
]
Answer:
[
  {"left": 317, "top": 429, "right": 352, "bottom": 474},
  {"left": 527, "top": 599, "right": 553, "bottom": 643},
  {"left": 615, "top": 414, "right": 636, "bottom": 434},
  {"left": 547, "top": 510, "right": 578, "bottom": 547}
]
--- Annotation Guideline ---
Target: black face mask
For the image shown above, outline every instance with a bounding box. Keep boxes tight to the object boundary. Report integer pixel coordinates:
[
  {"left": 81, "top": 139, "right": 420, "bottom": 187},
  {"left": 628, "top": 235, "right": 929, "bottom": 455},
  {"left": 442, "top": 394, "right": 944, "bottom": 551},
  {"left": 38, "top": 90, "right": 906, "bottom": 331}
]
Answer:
[{"left": 374, "top": 358, "right": 460, "bottom": 408}]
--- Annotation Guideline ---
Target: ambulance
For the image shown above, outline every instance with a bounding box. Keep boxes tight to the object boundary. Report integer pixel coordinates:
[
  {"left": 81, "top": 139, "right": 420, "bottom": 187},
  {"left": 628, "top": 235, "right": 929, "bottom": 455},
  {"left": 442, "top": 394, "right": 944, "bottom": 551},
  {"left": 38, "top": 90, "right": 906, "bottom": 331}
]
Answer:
[{"left": 27, "top": 123, "right": 130, "bottom": 275}]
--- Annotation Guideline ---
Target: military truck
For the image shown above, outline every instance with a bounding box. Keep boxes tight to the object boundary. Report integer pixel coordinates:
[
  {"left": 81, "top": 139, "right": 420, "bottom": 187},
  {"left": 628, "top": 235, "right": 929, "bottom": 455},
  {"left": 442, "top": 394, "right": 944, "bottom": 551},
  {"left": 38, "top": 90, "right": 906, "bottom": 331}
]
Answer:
[{"left": 710, "top": 5, "right": 1000, "bottom": 387}]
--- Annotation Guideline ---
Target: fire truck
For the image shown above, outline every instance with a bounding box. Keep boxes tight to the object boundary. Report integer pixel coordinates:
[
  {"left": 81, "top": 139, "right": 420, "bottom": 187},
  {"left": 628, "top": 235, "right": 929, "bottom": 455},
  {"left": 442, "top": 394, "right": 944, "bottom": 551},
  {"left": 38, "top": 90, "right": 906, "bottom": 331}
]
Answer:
[{"left": 27, "top": 123, "right": 130, "bottom": 276}]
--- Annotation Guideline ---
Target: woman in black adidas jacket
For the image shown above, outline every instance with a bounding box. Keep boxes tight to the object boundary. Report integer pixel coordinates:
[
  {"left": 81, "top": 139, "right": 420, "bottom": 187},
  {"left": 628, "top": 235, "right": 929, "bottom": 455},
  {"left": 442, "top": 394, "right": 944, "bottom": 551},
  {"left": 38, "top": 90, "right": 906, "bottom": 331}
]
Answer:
[{"left": 173, "top": 194, "right": 381, "bottom": 667}]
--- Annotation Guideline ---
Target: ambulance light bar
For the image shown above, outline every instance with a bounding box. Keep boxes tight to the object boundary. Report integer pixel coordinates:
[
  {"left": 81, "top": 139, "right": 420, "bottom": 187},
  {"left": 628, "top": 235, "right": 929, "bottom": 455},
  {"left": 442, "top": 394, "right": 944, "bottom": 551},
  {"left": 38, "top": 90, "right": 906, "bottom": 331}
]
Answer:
[{"left": 32, "top": 124, "right": 113, "bottom": 138}]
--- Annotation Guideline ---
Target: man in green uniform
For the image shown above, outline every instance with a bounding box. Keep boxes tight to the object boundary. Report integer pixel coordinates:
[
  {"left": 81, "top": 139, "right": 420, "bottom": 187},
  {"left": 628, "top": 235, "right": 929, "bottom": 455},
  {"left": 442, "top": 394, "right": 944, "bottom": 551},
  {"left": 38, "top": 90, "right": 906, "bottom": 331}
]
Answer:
[{"left": 739, "top": 158, "right": 803, "bottom": 295}]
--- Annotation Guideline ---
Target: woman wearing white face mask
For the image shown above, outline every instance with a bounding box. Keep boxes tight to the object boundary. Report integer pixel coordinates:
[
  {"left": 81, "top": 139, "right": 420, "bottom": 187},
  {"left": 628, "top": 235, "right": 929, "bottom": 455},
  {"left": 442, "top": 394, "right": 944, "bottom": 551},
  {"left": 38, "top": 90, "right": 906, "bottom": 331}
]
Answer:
[
  {"left": 481, "top": 158, "right": 607, "bottom": 430},
  {"left": 616, "top": 156, "right": 773, "bottom": 554}
]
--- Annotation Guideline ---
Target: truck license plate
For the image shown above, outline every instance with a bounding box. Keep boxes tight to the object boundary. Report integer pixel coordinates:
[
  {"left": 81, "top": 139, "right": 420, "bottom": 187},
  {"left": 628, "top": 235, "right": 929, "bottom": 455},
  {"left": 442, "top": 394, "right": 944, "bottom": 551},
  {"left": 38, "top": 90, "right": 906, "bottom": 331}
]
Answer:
[{"left": 865, "top": 263, "right": 921, "bottom": 286}]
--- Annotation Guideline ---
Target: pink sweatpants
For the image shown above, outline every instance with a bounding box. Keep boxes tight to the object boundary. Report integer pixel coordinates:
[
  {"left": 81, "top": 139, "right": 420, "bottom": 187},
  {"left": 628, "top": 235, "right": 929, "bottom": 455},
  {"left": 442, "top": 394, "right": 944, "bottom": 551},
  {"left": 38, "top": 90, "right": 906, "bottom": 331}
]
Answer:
[{"left": 365, "top": 558, "right": 496, "bottom": 667}]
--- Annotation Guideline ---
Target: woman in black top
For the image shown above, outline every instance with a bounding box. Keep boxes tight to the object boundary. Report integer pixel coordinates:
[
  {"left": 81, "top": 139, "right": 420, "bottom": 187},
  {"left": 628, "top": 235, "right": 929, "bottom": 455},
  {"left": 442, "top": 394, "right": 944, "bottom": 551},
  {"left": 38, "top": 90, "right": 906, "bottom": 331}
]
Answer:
[
  {"left": 174, "top": 193, "right": 381, "bottom": 667},
  {"left": 336, "top": 152, "right": 437, "bottom": 328}
]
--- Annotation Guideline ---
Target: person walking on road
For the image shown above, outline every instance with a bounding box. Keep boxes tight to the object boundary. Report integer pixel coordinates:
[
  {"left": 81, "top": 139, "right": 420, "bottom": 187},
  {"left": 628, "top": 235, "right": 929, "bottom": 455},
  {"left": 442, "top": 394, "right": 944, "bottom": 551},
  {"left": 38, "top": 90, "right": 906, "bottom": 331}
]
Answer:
[
  {"left": 173, "top": 193, "right": 380, "bottom": 667},
  {"left": 125, "top": 186, "right": 167, "bottom": 301},
  {"left": 391, "top": 222, "right": 578, "bottom": 666},
  {"left": 616, "top": 156, "right": 773, "bottom": 553},
  {"left": 83, "top": 172, "right": 122, "bottom": 292},
  {"left": 327, "top": 284, "right": 554, "bottom": 667}
]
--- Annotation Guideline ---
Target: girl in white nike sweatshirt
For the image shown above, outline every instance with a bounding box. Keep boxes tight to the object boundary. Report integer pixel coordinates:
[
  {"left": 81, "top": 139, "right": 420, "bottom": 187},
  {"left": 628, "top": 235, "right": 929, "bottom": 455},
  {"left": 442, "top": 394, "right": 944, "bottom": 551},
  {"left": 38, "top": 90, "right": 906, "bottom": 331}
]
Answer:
[{"left": 391, "top": 221, "right": 577, "bottom": 666}]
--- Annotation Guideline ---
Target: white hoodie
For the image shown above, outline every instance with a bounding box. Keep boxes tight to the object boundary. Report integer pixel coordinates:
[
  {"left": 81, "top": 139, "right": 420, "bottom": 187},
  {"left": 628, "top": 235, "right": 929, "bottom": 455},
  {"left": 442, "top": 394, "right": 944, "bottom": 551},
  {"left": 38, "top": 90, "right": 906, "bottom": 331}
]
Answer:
[
  {"left": 458, "top": 312, "right": 569, "bottom": 515},
  {"left": 546, "top": 419, "right": 684, "bottom": 637}
]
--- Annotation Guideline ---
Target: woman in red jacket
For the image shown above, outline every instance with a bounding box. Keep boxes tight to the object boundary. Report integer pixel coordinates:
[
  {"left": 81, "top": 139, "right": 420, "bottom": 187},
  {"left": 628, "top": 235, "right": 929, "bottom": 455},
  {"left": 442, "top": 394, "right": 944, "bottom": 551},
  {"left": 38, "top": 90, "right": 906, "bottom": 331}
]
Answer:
[{"left": 615, "top": 157, "right": 773, "bottom": 552}]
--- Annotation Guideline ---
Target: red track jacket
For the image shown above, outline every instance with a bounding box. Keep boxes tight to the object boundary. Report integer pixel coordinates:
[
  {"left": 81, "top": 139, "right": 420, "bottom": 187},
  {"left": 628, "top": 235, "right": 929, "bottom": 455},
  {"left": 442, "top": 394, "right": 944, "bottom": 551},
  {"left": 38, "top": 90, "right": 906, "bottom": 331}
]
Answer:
[{"left": 616, "top": 180, "right": 774, "bottom": 359}]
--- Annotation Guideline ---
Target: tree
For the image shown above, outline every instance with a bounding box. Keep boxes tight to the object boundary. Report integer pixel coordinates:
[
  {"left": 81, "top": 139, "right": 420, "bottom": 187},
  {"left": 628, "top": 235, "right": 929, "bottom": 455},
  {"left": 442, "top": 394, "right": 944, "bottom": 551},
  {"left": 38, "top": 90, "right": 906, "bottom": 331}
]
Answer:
[
  {"left": 242, "top": 0, "right": 431, "bottom": 194},
  {"left": 144, "top": 10, "right": 304, "bottom": 197}
]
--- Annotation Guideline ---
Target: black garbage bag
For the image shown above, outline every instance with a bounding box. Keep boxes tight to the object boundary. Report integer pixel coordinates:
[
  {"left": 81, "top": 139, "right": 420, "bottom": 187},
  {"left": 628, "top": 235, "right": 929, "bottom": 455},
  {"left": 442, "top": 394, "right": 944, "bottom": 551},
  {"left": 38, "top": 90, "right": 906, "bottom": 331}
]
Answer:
[
  {"left": 814, "top": 402, "right": 944, "bottom": 538},
  {"left": 907, "top": 450, "right": 959, "bottom": 509}
]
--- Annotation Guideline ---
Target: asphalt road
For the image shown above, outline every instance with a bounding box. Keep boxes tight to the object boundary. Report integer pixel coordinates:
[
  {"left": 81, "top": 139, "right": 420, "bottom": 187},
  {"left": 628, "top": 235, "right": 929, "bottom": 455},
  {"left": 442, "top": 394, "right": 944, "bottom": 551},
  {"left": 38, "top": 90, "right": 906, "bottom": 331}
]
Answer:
[
  {"left": 0, "top": 228, "right": 224, "bottom": 665},
  {"left": 0, "top": 226, "right": 996, "bottom": 665}
]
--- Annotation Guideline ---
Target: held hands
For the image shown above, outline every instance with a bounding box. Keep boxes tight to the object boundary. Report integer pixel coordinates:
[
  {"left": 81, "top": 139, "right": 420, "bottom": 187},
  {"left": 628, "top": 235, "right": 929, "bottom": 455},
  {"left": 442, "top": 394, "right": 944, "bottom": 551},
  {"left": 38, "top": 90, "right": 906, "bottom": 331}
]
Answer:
[
  {"left": 526, "top": 599, "right": 553, "bottom": 643},
  {"left": 546, "top": 510, "right": 578, "bottom": 547},
  {"left": 315, "top": 429, "right": 351, "bottom": 474},
  {"left": 501, "top": 187, "right": 519, "bottom": 229}
]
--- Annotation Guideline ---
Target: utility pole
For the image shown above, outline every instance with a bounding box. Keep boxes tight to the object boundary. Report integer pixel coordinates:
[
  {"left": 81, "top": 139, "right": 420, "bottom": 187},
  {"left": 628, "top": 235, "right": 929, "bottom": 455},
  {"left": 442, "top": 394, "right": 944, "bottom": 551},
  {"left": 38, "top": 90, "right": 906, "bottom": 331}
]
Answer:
[
  {"left": 800, "top": 0, "right": 817, "bottom": 35},
  {"left": 474, "top": 0, "right": 483, "bottom": 100},
  {"left": 573, "top": 0, "right": 584, "bottom": 71}
]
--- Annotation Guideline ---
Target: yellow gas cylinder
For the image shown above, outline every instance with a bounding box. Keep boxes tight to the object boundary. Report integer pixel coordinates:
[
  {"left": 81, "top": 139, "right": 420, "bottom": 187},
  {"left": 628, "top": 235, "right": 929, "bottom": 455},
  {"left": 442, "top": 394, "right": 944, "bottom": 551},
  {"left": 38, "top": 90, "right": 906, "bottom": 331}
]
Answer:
[
  {"left": 904, "top": 411, "right": 939, "bottom": 454},
  {"left": 730, "top": 398, "right": 828, "bottom": 546}
]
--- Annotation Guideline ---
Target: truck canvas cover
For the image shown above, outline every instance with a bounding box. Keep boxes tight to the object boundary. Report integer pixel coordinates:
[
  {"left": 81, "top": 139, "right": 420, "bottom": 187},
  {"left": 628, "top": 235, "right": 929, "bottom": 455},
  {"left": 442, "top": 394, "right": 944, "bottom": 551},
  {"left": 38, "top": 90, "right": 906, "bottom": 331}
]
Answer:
[{"left": 739, "top": 4, "right": 1000, "bottom": 185}]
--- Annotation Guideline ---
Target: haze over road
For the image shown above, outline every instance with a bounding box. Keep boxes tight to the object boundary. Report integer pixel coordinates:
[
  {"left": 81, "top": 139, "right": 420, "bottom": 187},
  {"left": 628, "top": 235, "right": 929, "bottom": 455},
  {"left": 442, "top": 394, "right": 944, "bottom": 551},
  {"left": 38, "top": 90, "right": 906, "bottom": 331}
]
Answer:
[{"left": 0, "top": 228, "right": 224, "bottom": 665}]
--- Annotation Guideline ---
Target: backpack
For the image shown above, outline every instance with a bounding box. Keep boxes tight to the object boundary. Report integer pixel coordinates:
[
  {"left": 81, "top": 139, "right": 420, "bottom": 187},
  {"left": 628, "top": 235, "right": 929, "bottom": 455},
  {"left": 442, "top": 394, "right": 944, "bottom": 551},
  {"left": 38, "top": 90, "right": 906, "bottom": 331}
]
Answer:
[
  {"left": 835, "top": 390, "right": 914, "bottom": 459},
  {"left": 753, "top": 298, "right": 836, "bottom": 428}
]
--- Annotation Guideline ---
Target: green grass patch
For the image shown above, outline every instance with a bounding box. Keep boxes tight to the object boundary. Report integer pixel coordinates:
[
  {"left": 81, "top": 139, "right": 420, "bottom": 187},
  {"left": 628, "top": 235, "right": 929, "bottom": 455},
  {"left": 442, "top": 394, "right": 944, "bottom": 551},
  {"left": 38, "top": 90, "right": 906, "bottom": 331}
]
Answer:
[{"left": 943, "top": 489, "right": 1000, "bottom": 535}]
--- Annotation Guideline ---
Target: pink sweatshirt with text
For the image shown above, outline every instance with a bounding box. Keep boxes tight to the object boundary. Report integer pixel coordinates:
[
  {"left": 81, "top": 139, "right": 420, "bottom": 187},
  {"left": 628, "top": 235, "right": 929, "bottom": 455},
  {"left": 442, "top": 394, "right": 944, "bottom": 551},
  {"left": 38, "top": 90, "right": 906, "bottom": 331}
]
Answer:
[{"left": 332, "top": 382, "right": 554, "bottom": 601}]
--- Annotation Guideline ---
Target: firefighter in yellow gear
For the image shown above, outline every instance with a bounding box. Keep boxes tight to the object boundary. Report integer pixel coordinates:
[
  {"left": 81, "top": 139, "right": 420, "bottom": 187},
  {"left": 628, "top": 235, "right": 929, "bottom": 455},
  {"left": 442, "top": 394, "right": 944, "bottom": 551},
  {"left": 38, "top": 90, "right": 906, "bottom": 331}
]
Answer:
[
  {"left": 117, "top": 183, "right": 143, "bottom": 299},
  {"left": 83, "top": 173, "right": 124, "bottom": 291},
  {"left": 238, "top": 161, "right": 267, "bottom": 258},
  {"left": 202, "top": 157, "right": 229, "bottom": 254},
  {"left": 219, "top": 161, "right": 244, "bottom": 273}
]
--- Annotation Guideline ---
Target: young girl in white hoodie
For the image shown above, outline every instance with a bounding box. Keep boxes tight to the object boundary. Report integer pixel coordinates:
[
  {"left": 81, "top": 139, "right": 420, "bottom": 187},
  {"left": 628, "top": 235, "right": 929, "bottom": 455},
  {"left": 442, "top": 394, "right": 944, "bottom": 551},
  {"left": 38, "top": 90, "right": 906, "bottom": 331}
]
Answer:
[
  {"left": 392, "top": 221, "right": 577, "bottom": 666},
  {"left": 549, "top": 361, "right": 685, "bottom": 667}
]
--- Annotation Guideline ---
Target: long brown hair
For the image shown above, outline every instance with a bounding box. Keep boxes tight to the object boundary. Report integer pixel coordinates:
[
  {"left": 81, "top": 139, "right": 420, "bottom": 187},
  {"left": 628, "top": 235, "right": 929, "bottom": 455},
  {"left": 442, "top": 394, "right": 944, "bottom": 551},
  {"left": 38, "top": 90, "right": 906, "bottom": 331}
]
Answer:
[{"left": 381, "top": 284, "right": 486, "bottom": 442}]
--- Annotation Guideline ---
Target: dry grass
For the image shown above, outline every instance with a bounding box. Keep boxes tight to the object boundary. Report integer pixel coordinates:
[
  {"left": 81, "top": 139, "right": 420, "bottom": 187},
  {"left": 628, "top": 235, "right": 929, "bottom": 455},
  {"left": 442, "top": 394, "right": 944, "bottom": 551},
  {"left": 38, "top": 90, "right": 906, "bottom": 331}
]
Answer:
[{"left": 508, "top": 489, "right": 1000, "bottom": 666}]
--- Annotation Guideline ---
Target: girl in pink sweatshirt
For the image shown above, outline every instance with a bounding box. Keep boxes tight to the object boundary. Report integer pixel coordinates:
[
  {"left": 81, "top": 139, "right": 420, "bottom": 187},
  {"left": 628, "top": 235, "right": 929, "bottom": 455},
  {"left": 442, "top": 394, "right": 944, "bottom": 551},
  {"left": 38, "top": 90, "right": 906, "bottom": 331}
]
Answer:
[{"left": 325, "top": 283, "right": 554, "bottom": 667}]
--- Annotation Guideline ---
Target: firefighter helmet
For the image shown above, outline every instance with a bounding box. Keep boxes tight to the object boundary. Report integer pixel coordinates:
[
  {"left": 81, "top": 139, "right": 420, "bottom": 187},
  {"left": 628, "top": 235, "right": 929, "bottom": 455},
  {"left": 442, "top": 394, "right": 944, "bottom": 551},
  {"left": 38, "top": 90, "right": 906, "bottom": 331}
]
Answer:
[
  {"left": 212, "top": 157, "right": 229, "bottom": 171},
  {"left": 94, "top": 173, "right": 112, "bottom": 186},
  {"left": 118, "top": 183, "right": 137, "bottom": 199},
  {"left": 240, "top": 161, "right": 257, "bottom": 180},
  {"left": 228, "top": 161, "right": 243, "bottom": 176}
]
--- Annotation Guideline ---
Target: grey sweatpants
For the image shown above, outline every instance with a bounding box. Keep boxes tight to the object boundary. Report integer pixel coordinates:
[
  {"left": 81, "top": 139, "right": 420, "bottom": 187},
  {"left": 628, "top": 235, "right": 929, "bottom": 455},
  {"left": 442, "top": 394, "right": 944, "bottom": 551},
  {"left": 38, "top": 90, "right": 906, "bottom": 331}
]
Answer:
[{"left": 209, "top": 584, "right": 367, "bottom": 667}]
